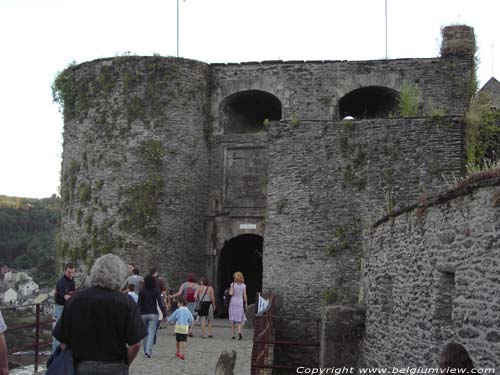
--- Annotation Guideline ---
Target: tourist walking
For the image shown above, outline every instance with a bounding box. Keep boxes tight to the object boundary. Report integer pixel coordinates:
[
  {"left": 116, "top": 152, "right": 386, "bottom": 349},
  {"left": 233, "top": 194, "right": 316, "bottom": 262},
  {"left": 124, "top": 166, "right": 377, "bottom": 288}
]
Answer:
[
  {"left": 122, "top": 268, "right": 143, "bottom": 295},
  {"left": 228, "top": 271, "right": 247, "bottom": 340},
  {"left": 52, "top": 254, "right": 147, "bottom": 375},
  {"left": 138, "top": 274, "right": 167, "bottom": 358},
  {"left": 167, "top": 296, "right": 194, "bottom": 361},
  {"left": 169, "top": 273, "right": 199, "bottom": 336},
  {"left": 52, "top": 263, "right": 76, "bottom": 352},
  {"left": 195, "top": 277, "right": 216, "bottom": 338}
]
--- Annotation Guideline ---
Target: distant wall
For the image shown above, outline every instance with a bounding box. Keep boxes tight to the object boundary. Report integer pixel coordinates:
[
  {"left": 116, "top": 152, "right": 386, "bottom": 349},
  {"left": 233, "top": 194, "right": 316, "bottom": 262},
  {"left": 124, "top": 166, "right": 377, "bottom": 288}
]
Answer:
[
  {"left": 361, "top": 179, "right": 500, "bottom": 369},
  {"left": 209, "top": 56, "right": 473, "bottom": 128}
]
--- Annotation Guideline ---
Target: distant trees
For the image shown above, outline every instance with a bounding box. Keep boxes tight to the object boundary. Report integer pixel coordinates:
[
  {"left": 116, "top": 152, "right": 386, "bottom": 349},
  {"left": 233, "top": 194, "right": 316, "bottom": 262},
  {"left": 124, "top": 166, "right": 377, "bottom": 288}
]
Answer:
[{"left": 0, "top": 195, "right": 59, "bottom": 287}]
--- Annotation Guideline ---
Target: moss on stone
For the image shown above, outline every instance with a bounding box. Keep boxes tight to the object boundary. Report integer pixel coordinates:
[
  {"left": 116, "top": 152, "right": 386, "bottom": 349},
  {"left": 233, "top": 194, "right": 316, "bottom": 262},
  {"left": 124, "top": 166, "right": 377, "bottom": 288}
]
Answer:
[{"left": 119, "top": 175, "right": 164, "bottom": 238}]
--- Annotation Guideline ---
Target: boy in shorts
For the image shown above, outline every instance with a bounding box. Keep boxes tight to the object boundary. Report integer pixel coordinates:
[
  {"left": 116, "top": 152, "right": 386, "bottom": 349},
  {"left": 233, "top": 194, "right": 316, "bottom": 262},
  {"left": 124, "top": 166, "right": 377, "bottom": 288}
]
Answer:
[{"left": 167, "top": 296, "right": 193, "bottom": 360}]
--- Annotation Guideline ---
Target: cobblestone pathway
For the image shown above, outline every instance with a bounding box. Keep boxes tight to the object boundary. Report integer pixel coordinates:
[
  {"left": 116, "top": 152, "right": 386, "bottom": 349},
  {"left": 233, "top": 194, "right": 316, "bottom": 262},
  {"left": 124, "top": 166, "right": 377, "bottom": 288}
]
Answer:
[{"left": 130, "top": 319, "right": 253, "bottom": 375}]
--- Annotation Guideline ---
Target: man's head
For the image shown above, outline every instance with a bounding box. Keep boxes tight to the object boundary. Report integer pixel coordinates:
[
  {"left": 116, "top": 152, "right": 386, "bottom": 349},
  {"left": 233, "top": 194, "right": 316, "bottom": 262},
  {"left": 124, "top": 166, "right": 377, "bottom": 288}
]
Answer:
[
  {"left": 90, "top": 254, "right": 127, "bottom": 291},
  {"left": 64, "top": 264, "right": 76, "bottom": 280},
  {"left": 127, "top": 263, "right": 136, "bottom": 273},
  {"left": 132, "top": 268, "right": 140, "bottom": 276}
]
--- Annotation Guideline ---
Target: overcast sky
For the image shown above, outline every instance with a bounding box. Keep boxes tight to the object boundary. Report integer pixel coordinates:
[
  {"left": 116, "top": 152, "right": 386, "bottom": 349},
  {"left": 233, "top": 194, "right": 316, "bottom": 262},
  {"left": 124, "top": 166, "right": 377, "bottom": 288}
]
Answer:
[{"left": 0, "top": 0, "right": 498, "bottom": 199}]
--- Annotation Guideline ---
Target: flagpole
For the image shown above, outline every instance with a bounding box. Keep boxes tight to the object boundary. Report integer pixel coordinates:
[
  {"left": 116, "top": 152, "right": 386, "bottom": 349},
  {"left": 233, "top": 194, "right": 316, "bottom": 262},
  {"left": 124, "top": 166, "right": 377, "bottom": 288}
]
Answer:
[
  {"left": 385, "top": 0, "right": 388, "bottom": 59},
  {"left": 177, "top": 0, "right": 179, "bottom": 57}
]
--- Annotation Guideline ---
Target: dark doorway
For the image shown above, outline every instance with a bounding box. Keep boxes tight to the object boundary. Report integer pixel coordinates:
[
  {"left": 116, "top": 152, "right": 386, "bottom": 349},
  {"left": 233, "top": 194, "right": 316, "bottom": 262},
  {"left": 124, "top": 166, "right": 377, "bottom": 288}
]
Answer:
[
  {"left": 339, "top": 86, "right": 399, "bottom": 119},
  {"left": 220, "top": 90, "right": 282, "bottom": 133},
  {"left": 218, "top": 234, "right": 263, "bottom": 307}
]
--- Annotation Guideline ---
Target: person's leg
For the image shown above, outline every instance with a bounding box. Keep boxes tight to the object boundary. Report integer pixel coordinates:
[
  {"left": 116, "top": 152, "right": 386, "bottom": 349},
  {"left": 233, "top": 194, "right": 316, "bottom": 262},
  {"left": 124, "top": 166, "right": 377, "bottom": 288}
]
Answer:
[
  {"left": 231, "top": 321, "right": 235, "bottom": 338},
  {"left": 141, "top": 315, "right": 148, "bottom": 354},
  {"left": 145, "top": 314, "right": 158, "bottom": 356},
  {"left": 52, "top": 304, "right": 64, "bottom": 352},
  {"left": 176, "top": 339, "right": 180, "bottom": 356},
  {"left": 153, "top": 319, "right": 160, "bottom": 345},
  {"left": 200, "top": 316, "right": 206, "bottom": 337},
  {"left": 208, "top": 318, "right": 213, "bottom": 337},
  {"left": 238, "top": 323, "right": 243, "bottom": 340}
]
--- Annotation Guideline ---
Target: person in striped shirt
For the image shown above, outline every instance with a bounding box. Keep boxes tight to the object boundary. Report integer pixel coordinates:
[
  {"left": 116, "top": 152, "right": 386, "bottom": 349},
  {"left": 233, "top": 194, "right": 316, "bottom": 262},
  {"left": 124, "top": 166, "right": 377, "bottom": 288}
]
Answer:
[{"left": 167, "top": 296, "right": 193, "bottom": 360}]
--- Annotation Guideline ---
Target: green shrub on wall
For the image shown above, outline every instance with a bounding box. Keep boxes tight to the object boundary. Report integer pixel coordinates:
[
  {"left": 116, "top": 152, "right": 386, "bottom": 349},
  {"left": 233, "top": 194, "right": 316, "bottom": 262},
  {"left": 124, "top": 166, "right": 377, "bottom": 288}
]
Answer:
[
  {"left": 399, "top": 83, "right": 421, "bottom": 117},
  {"left": 465, "top": 93, "right": 500, "bottom": 173},
  {"left": 119, "top": 175, "right": 164, "bottom": 238},
  {"left": 138, "top": 139, "right": 164, "bottom": 165}
]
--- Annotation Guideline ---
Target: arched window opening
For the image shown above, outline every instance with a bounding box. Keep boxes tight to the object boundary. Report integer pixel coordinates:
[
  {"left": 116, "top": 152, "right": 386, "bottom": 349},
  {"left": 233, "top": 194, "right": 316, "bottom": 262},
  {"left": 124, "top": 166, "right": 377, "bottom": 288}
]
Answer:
[
  {"left": 339, "top": 86, "right": 399, "bottom": 119},
  {"left": 220, "top": 90, "right": 282, "bottom": 133}
]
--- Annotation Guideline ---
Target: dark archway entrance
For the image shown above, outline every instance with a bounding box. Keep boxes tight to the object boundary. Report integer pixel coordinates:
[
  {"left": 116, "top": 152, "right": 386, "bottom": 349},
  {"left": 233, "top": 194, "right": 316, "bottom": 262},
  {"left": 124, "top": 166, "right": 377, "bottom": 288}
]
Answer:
[
  {"left": 220, "top": 90, "right": 282, "bottom": 133},
  {"left": 218, "top": 234, "right": 263, "bottom": 307},
  {"left": 339, "top": 86, "right": 399, "bottom": 119}
]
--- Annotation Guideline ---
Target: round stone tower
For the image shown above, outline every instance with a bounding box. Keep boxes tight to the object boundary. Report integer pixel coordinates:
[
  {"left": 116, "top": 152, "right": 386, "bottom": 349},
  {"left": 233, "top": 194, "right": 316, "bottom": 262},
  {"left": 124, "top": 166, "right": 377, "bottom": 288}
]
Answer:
[{"left": 56, "top": 56, "right": 210, "bottom": 286}]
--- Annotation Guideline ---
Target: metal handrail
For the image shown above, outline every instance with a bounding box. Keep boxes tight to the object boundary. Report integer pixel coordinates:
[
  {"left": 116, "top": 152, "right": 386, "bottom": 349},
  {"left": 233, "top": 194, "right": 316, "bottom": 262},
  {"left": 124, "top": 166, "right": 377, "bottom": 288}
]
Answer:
[{"left": 2, "top": 302, "right": 54, "bottom": 373}]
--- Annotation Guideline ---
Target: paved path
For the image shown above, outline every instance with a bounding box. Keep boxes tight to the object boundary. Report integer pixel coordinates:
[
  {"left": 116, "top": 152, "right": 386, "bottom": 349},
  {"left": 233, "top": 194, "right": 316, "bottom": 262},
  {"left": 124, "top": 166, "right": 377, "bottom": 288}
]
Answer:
[{"left": 130, "top": 319, "right": 253, "bottom": 375}]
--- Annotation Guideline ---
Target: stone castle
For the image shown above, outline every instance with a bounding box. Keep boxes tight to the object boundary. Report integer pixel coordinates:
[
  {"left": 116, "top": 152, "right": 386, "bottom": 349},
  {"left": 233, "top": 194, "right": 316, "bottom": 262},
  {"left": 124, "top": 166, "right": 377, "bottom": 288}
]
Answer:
[{"left": 57, "top": 25, "right": 500, "bottom": 368}]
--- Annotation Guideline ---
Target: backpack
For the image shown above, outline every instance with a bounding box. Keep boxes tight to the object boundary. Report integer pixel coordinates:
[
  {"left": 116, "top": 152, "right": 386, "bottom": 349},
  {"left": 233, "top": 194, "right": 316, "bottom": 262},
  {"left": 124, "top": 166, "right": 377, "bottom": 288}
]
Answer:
[
  {"left": 223, "top": 284, "right": 233, "bottom": 307},
  {"left": 185, "top": 284, "right": 196, "bottom": 302}
]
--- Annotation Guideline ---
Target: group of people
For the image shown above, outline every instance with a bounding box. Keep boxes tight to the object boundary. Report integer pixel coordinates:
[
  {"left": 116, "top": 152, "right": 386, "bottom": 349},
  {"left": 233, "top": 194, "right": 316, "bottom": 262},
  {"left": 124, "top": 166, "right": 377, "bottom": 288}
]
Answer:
[{"left": 50, "top": 254, "right": 249, "bottom": 374}]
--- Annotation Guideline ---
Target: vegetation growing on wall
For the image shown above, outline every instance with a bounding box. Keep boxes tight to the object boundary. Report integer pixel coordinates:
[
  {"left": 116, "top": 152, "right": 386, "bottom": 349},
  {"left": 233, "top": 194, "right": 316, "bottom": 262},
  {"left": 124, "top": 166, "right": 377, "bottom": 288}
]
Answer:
[
  {"left": 465, "top": 93, "right": 500, "bottom": 173},
  {"left": 60, "top": 160, "right": 80, "bottom": 205},
  {"left": 52, "top": 62, "right": 93, "bottom": 120},
  {"left": 119, "top": 175, "right": 164, "bottom": 238},
  {"left": 398, "top": 83, "right": 421, "bottom": 117},
  {"left": 325, "top": 227, "right": 351, "bottom": 256},
  {"left": 138, "top": 139, "right": 164, "bottom": 165}
]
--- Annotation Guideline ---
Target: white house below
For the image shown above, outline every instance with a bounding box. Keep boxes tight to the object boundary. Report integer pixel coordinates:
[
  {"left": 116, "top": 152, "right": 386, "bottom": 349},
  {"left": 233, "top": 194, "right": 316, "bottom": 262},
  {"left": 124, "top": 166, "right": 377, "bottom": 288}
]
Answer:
[{"left": 4, "top": 288, "right": 17, "bottom": 304}]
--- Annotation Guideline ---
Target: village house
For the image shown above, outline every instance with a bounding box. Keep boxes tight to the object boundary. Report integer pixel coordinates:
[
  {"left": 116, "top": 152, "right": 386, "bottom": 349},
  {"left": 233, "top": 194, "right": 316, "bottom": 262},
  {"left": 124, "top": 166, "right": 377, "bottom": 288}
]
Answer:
[{"left": 4, "top": 288, "right": 17, "bottom": 305}]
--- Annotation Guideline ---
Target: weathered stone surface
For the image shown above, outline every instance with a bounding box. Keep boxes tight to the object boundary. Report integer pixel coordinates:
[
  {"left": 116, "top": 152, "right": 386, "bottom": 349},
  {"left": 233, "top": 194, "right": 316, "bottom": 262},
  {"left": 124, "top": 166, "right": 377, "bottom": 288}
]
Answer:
[
  {"left": 361, "top": 185, "right": 500, "bottom": 369},
  {"left": 214, "top": 350, "right": 236, "bottom": 375}
]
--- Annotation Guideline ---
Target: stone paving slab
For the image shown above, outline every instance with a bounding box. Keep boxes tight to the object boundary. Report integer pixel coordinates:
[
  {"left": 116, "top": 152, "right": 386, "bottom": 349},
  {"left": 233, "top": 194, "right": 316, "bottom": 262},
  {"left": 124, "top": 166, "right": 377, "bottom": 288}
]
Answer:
[{"left": 129, "top": 319, "right": 253, "bottom": 375}]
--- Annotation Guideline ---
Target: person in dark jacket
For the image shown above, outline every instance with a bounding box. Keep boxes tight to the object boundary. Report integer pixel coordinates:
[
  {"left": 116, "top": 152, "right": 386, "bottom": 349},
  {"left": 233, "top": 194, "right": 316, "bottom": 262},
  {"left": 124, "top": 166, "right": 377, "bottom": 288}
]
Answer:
[
  {"left": 52, "top": 263, "right": 75, "bottom": 352},
  {"left": 138, "top": 274, "right": 167, "bottom": 358},
  {"left": 53, "top": 254, "right": 147, "bottom": 375}
]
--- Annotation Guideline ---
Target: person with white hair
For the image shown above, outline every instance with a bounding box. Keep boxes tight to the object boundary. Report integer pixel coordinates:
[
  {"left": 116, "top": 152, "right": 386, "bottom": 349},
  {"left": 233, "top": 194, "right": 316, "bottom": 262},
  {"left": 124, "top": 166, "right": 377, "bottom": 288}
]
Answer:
[{"left": 53, "top": 254, "right": 147, "bottom": 375}]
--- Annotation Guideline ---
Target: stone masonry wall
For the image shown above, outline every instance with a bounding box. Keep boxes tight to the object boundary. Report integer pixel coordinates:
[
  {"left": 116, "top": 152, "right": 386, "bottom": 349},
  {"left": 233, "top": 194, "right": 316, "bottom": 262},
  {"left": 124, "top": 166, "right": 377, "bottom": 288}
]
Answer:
[
  {"left": 361, "top": 181, "right": 500, "bottom": 369},
  {"left": 263, "top": 117, "right": 465, "bottom": 321},
  {"left": 59, "top": 56, "right": 210, "bottom": 287},
  {"left": 209, "top": 56, "right": 473, "bottom": 129}
]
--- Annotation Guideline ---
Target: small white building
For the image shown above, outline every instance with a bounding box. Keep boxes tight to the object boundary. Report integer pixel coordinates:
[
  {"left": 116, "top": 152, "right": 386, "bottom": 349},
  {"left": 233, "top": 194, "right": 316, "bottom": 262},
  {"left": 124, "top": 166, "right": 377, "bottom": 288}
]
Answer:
[
  {"left": 3, "top": 271, "right": 13, "bottom": 282},
  {"left": 4, "top": 288, "right": 17, "bottom": 304},
  {"left": 19, "top": 280, "right": 39, "bottom": 296}
]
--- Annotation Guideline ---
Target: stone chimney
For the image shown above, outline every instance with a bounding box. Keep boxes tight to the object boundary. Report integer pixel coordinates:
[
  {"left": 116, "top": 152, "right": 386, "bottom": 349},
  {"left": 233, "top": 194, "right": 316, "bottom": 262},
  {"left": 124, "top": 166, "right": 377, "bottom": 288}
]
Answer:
[{"left": 440, "top": 25, "right": 476, "bottom": 58}]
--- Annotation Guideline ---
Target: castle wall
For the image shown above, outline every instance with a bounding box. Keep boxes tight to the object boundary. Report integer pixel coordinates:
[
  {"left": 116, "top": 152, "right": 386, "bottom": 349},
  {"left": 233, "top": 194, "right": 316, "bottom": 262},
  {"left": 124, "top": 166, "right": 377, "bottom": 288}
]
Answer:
[
  {"left": 59, "top": 57, "right": 210, "bottom": 287},
  {"left": 209, "top": 56, "right": 473, "bottom": 127},
  {"left": 263, "top": 117, "right": 465, "bottom": 320},
  {"left": 361, "top": 181, "right": 500, "bottom": 369}
]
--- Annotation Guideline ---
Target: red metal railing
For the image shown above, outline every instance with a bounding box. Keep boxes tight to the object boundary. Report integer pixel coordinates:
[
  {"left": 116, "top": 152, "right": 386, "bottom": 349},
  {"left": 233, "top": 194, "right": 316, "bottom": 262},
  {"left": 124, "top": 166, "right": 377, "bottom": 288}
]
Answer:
[
  {"left": 3, "top": 303, "right": 54, "bottom": 373},
  {"left": 251, "top": 296, "right": 320, "bottom": 374}
]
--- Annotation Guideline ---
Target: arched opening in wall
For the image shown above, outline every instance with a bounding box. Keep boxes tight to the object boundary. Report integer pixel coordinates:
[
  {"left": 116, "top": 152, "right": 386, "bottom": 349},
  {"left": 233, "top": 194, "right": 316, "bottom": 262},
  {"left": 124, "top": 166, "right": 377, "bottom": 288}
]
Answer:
[
  {"left": 338, "top": 86, "right": 399, "bottom": 119},
  {"left": 220, "top": 90, "right": 282, "bottom": 133},
  {"left": 217, "top": 234, "right": 263, "bottom": 309}
]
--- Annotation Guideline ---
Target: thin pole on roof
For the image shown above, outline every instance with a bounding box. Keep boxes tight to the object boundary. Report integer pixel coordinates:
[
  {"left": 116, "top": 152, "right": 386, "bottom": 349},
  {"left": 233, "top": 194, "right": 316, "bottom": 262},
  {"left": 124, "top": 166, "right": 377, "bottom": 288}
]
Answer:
[
  {"left": 177, "top": 0, "right": 179, "bottom": 57},
  {"left": 492, "top": 43, "right": 495, "bottom": 77},
  {"left": 385, "top": 0, "right": 388, "bottom": 59}
]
